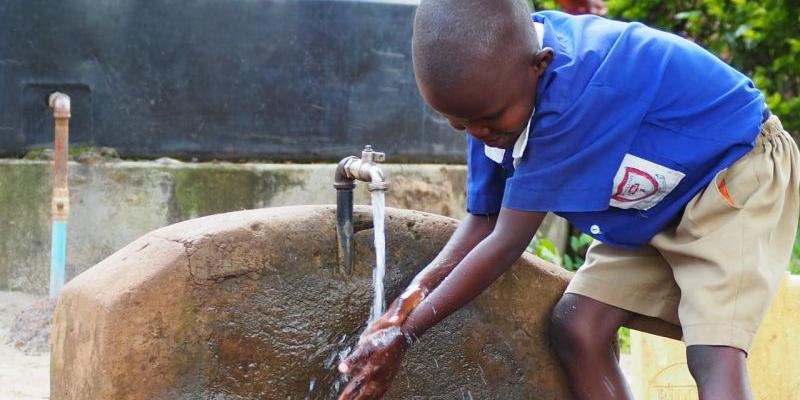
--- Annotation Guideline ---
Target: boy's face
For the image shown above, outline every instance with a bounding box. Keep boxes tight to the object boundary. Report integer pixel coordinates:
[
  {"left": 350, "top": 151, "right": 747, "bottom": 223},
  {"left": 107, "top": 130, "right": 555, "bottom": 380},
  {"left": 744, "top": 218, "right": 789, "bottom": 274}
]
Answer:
[{"left": 418, "top": 50, "right": 551, "bottom": 149}]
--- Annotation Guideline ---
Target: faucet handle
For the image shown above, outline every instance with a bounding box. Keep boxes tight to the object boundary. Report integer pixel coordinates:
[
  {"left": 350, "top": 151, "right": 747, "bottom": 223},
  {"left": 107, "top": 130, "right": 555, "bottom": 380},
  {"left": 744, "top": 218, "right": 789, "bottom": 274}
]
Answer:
[{"left": 361, "top": 145, "right": 386, "bottom": 163}]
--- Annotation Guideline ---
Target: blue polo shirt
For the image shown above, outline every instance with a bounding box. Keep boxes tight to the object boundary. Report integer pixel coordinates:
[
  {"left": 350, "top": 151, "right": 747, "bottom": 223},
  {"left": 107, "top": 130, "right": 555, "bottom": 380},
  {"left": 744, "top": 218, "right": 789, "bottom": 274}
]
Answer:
[{"left": 466, "top": 11, "right": 766, "bottom": 248}]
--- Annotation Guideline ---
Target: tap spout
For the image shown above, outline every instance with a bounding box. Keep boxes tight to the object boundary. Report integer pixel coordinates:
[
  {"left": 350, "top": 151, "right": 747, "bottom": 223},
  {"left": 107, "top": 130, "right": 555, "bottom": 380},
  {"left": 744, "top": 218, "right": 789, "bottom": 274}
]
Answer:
[
  {"left": 336, "top": 145, "right": 388, "bottom": 192},
  {"left": 334, "top": 145, "right": 388, "bottom": 274}
]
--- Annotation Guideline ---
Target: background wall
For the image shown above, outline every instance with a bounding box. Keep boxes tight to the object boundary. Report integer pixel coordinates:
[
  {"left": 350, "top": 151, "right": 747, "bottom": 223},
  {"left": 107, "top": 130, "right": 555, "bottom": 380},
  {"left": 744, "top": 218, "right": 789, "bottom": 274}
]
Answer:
[
  {"left": 0, "top": 0, "right": 463, "bottom": 162},
  {"left": 0, "top": 158, "right": 469, "bottom": 294}
]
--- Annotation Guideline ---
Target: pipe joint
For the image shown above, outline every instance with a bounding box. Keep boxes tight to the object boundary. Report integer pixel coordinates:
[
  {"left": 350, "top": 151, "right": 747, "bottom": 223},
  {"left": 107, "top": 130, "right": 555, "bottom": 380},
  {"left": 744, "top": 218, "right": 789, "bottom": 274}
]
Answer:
[
  {"left": 52, "top": 186, "right": 70, "bottom": 220},
  {"left": 334, "top": 156, "right": 358, "bottom": 190},
  {"left": 48, "top": 92, "right": 71, "bottom": 119}
]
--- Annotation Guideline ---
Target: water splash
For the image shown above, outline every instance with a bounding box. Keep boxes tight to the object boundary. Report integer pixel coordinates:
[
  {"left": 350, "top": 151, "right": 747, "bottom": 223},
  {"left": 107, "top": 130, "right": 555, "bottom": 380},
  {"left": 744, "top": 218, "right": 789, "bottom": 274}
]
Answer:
[{"left": 370, "top": 190, "right": 387, "bottom": 323}]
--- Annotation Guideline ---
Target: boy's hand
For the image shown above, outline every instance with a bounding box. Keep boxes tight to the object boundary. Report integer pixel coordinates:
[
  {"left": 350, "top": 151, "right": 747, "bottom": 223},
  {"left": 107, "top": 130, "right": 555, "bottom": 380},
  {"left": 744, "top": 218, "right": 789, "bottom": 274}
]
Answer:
[
  {"left": 363, "top": 285, "right": 427, "bottom": 335},
  {"left": 335, "top": 286, "right": 424, "bottom": 399},
  {"left": 337, "top": 326, "right": 410, "bottom": 400}
]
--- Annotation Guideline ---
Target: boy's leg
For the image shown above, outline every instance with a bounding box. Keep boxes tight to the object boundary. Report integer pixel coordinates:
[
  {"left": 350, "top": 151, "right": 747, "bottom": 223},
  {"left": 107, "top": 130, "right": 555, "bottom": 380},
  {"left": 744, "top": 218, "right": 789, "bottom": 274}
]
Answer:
[
  {"left": 686, "top": 345, "right": 751, "bottom": 400},
  {"left": 556, "top": 239, "right": 684, "bottom": 400},
  {"left": 624, "top": 313, "right": 682, "bottom": 340},
  {"left": 550, "top": 293, "right": 635, "bottom": 400}
]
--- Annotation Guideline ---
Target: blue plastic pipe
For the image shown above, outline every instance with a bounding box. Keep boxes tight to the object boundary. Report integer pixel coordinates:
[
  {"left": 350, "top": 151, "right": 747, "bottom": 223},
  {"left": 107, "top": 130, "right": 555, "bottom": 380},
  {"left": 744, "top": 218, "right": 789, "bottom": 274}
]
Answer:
[{"left": 50, "top": 221, "right": 67, "bottom": 298}]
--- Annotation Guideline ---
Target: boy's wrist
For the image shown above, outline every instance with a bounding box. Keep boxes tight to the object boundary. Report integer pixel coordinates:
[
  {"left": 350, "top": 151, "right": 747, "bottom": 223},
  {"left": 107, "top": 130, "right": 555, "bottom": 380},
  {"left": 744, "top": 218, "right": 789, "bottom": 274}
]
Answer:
[{"left": 400, "top": 326, "right": 419, "bottom": 346}]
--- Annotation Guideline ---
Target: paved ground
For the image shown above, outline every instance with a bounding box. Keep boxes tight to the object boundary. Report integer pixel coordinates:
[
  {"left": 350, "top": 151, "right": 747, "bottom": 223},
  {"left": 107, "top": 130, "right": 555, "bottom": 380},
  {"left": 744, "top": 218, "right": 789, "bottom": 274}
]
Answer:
[{"left": 0, "top": 291, "right": 50, "bottom": 400}]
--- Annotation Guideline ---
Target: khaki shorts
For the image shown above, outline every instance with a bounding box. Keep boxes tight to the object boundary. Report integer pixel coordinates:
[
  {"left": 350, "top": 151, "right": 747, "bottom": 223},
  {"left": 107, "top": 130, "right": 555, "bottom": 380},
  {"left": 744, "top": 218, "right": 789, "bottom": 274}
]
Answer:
[{"left": 566, "top": 115, "right": 800, "bottom": 352}]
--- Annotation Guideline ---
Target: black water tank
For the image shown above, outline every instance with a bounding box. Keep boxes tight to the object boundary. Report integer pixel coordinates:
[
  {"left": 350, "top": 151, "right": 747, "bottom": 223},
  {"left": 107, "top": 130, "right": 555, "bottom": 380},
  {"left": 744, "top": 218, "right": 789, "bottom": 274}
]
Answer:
[{"left": 0, "top": 0, "right": 463, "bottom": 162}]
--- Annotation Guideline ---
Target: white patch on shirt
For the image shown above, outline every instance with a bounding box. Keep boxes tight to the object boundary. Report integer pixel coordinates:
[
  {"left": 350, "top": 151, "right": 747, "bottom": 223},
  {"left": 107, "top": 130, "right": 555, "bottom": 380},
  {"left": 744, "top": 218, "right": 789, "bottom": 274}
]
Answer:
[{"left": 609, "top": 154, "right": 685, "bottom": 211}]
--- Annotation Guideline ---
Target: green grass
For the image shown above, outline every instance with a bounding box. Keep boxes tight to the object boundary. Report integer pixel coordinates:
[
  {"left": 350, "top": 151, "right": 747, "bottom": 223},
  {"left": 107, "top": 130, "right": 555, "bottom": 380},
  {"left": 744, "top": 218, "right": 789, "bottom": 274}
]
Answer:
[
  {"left": 791, "top": 232, "right": 800, "bottom": 275},
  {"left": 618, "top": 327, "right": 631, "bottom": 354}
]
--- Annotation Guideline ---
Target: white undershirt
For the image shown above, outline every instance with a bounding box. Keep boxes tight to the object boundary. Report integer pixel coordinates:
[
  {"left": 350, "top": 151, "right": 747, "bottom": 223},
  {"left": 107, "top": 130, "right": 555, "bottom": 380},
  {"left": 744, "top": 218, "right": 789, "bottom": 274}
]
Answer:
[{"left": 484, "top": 21, "right": 545, "bottom": 169}]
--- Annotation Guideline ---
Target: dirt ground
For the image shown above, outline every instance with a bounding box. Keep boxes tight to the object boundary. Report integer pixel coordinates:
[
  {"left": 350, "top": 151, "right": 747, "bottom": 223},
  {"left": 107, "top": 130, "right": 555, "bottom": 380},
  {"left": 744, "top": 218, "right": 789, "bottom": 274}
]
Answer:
[{"left": 0, "top": 291, "right": 51, "bottom": 400}]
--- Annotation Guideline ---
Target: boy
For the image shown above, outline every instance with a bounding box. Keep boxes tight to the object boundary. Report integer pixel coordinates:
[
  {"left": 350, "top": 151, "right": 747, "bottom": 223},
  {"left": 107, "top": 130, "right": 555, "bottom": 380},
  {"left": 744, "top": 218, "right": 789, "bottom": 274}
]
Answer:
[{"left": 338, "top": 0, "right": 800, "bottom": 399}]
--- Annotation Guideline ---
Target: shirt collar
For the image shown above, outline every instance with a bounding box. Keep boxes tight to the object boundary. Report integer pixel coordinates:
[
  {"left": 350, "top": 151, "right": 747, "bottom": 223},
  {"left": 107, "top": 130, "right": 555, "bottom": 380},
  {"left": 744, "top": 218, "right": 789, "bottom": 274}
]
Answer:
[{"left": 484, "top": 21, "right": 543, "bottom": 169}]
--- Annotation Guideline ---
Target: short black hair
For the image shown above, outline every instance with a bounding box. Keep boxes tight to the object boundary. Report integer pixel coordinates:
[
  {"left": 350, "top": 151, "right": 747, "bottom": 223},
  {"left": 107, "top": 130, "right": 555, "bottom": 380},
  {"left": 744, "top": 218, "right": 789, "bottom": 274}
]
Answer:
[{"left": 412, "top": 0, "right": 538, "bottom": 91}]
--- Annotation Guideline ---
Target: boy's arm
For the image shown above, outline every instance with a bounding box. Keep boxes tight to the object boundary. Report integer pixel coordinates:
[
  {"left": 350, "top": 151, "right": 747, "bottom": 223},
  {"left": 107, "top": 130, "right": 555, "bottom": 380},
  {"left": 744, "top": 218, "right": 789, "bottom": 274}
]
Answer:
[
  {"left": 337, "top": 208, "right": 545, "bottom": 400},
  {"left": 369, "top": 212, "right": 499, "bottom": 331},
  {"left": 401, "top": 207, "right": 546, "bottom": 337}
]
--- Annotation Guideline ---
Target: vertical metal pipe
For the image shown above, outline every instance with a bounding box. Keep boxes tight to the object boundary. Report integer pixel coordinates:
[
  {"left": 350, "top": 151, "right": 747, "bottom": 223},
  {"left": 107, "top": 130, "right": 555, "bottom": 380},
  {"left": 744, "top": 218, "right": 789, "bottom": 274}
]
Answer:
[
  {"left": 334, "top": 156, "right": 357, "bottom": 275},
  {"left": 49, "top": 92, "right": 71, "bottom": 298},
  {"left": 336, "top": 189, "right": 354, "bottom": 274}
]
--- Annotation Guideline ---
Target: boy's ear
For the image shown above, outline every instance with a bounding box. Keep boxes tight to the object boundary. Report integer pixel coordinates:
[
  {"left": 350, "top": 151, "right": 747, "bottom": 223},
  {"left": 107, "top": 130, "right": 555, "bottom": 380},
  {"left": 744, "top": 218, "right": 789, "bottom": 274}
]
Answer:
[{"left": 532, "top": 47, "right": 554, "bottom": 75}]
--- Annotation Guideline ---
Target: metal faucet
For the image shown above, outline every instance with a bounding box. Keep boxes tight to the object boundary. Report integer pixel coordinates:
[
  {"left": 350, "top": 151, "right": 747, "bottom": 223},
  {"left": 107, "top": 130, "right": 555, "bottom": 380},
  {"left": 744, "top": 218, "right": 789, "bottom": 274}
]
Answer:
[{"left": 334, "top": 145, "right": 388, "bottom": 274}]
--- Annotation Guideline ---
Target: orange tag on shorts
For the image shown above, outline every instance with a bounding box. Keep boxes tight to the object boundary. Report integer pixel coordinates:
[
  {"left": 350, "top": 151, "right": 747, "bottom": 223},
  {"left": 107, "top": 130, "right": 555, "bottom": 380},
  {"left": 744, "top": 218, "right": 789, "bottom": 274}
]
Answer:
[{"left": 718, "top": 178, "right": 735, "bottom": 206}]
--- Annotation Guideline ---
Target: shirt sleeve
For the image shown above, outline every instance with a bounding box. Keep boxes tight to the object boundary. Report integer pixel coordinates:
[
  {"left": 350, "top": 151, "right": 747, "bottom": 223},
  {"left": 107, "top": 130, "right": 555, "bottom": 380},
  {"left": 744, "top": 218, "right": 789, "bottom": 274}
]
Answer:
[
  {"left": 466, "top": 136, "right": 507, "bottom": 215},
  {"left": 503, "top": 84, "right": 649, "bottom": 212}
]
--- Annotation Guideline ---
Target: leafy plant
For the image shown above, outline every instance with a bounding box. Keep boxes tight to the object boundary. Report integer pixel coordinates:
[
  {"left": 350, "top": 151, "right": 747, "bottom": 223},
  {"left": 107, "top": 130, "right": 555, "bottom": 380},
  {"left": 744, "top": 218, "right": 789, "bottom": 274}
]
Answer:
[
  {"left": 563, "top": 232, "right": 593, "bottom": 271},
  {"left": 527, "top": 230, "right": 593, "bottom": 271},
  {"left": 618, "top": 327, "right": 631, "bottom": 354},
  {"left": 528, "top": 235, "right": 563, "bottom": 265},
  {"left": 530, "top": 0, "right": 559, "bottom": 11}
]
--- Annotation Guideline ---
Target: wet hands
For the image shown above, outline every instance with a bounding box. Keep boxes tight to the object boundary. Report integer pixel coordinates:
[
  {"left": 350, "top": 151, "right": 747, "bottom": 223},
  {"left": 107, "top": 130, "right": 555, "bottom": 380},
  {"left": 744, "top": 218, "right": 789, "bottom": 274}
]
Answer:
[
  {"left": 337, "top": 326, "right": 410, "bottom": 400},
  {"left": 364, "top": 285, "right": 427, "bottom": 335},
  {"left": 336, "top": 286, "right": 427, "bottom": 399}
]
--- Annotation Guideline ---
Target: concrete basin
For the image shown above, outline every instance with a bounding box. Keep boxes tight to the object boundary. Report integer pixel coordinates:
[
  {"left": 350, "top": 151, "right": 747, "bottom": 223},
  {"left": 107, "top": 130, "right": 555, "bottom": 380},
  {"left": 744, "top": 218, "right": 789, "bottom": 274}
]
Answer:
[{"left": 51, "top": 205, "right": 572, "bottom": 399}]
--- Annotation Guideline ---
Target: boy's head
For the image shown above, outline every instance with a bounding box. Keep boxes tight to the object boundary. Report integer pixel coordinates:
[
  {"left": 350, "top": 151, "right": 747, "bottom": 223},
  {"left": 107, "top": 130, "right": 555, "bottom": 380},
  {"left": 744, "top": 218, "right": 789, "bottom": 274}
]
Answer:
[{"left": 412, "top": 0, "right": 553, "bottom": 149}]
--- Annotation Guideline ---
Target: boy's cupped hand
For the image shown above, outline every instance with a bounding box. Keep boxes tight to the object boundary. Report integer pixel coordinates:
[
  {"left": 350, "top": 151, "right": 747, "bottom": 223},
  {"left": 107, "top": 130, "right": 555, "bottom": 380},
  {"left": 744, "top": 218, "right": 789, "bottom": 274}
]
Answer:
[
  {"left": 336, "top": 326, "right": 409, "bottom": 400},
  {"left": 337, "top": 285, "right": 428, "bottom": 399}
]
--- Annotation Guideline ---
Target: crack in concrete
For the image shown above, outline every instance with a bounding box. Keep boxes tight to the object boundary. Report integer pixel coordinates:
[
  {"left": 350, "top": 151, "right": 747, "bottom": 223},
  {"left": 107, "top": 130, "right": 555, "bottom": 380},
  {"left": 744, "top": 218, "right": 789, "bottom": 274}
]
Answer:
[{"left": 149, "top": 234, "right": 210, "bottom": 286}]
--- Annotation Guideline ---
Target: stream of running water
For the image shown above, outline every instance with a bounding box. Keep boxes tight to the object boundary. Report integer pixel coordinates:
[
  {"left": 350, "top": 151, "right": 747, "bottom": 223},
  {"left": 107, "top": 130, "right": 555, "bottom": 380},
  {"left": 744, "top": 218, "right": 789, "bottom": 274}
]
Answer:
[{"left": 370, "top": 190, "right": 386, "bottom": 323}]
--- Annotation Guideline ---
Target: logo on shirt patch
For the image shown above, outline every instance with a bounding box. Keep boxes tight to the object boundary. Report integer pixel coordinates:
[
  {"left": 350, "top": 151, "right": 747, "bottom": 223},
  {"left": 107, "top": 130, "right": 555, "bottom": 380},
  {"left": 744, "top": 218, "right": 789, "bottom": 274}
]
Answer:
[
  {"left": 612, "top": 167, "right": 663, "bottom": 202},
  {"left": 610, "top": 154, "right": 685, "bottom": 211}
]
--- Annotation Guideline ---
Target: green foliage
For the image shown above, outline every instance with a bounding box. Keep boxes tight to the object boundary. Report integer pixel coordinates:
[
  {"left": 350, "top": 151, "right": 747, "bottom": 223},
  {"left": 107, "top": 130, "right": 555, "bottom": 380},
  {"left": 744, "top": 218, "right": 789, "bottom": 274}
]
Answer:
[
  {"left": 527, "top": 230, "right": 593, "bottom": 271},
  {"left": 528, "top": 235, "right": 563, "bottom": 265},
  {"left": 563, "top": 232, "right": 593, "bottom": 271},
  {"left": 606, "top": 0, "right": 800, "bottom": 135},
  {"left": 22, "top": 147, "right": 50, "bottom": 160},
  {"left": 791, "top": 232, "right": 800, "bottom": 275},
  {"left": 529, "top": 0, "right": 559, "bottom": 11},
  {"left": 618, "top": 327, "right": 631, "bottom": 354}
]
